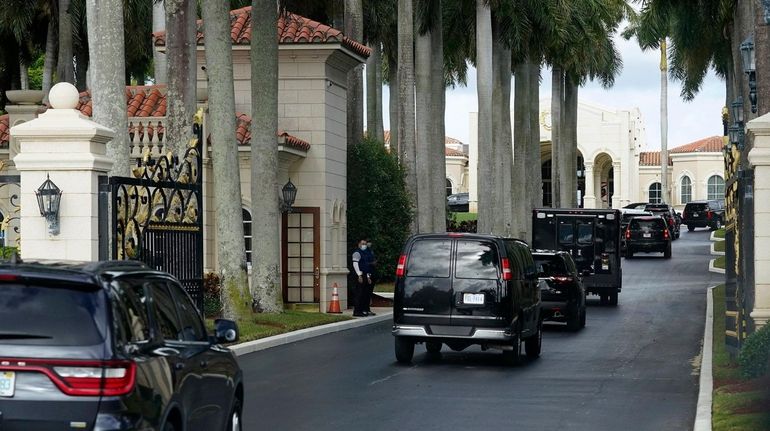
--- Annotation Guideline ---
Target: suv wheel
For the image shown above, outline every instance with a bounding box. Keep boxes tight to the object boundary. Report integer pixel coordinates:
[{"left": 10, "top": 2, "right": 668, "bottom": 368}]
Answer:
[
  {"left": 609, "top": 291, "right": 618, "bottom": 306},
  {"left": 501, "top": 335, "right": 521, "bottom": 366},
  {"left": 688, "top": 225, "right": 695, "bottom": 232},
  {"left": 228, "top": 397, "right": 242, "bottom": 431},
  {"left": 567, "top": 306, "right": 581, "bottom": 332},
  {"left": 626, "top": 248, "right": 634, "bottom": 259},
  {"left": 525, "top": 321, "right": 542, "bottom": 359},
  {"left": 395, "top": 337, "right": 415, "bottom": 364},
  {"left": 579, "top": 305, "right": 587, "bottom": 328},
  {"left": 664, "top": 244, "right": 672, "bottom": 259},
  {"left": 425, "top": 341, "right": 442, "bottom": 354}
]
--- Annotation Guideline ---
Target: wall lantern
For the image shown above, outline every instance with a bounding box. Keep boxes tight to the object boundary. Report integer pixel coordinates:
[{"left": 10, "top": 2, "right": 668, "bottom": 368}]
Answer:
[
  {"left": 740, "top": 35, "right": 757, "bottom": 113},
  {"left": 731, "top": 97, "right": 745, "bottom": 125},
  {"left": 35, "top": 174, "right": 62, "bottom": 235},
  {"left": 280, "top": 179, "right": 297, "bottom": 213}
]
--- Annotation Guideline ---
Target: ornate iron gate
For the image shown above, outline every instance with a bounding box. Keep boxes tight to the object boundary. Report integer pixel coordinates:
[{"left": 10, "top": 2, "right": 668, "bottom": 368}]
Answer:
[{"left": 109, "top": 123, "right": 204, "bottom": 309}]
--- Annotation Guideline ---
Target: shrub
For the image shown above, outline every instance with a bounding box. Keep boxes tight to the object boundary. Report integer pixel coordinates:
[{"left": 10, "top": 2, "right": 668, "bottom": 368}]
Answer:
[
  {"left": 0, "top": 247, "right": 18, "bottom": 259},
  {"left": 739, "top": 323, "right": 770, "bottom": 379},
  {"left": 347, "top": 137, "right": 412, "bottom": 283},
  {"left": 203, "top": 272, "right": 222, "bottom": 318}
]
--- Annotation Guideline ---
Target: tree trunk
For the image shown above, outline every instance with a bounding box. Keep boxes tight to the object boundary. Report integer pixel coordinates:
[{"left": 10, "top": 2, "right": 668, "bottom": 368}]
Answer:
[
  {"left": 164, "top": 0, "right": 197, "bottom": 156},
  {"left": 345, "top": 0, "right": 364, "bottom": 146},
  {"left": 203, "top": 0, "right": 250, "bottom": 320},
  {"left": 388, "top": 53, "right": 398, "bottom": 150},
  {"left": 527, "top": 61, "right": 542, "bottom": 217},
  {"left": 754, "top": 1, "right": 770, "bottom": 117},
  {"left": 550, "top": 66, "right": 563, "bottom": 208},
  {"left": 660, "top": 40, "right": 668, "bottom": 204},
  {"left": 398, "top": 0, "right": 417, "bottom": 233},
  {"left": 374, "top": 45, "right": 385, "bottom": 142},
  {"left": 562, "top": 77, "right": 578, "bottom": 207},
  {"left": 491, "top": 18, "right": 513, "bottom": 236},
  {"left": 513, "top": 62, "right": 530, "bottom": 240},
  {"left": 57, "top": 0, "right": 75, "bottom": 83},
  {"left": 153, "top": 0, "right": 168, "bottom": 84},
  {"left": 74, "top": 48, "right": 88, "bottom": 91},
  {"left": 366, "top": 42, "right": 384, "bottom": 141},
  {"left": 475, "top": 0, "right": 493, "bottom": 233},
  {"left": 19, "top": 64, "right": 28, "bottom": 90},
  {"left": 430, "top": 0, "right": 446, "bottom": 232},
  {"left": 42, "top": 18, "right": 57, "bottom": 105},
  {"left": 415, "top": 28, "right": 433, "bottom": 232},
  {"left": 86, "top": 0, "right": 130, "bottom": 176},
  {"left": 251, "top": 0, "right": 282, "bottom": 313}
]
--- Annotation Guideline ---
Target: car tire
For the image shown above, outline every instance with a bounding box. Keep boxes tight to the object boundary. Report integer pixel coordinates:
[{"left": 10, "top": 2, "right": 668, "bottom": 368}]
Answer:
[
  {"left": 525, "top": 321, "right": 542, "bottom": 359},
  {"left": 664, "top": 245, "right": 672, "bottom": 259},
  {"left": 626, "top": 248, "right": 634, "bottom": 259},
  {"left": 579, "top": 305, "right": 587, "bottom": 328},
  {"left": 425, "top": 341, "right": 442, "bottom": 354},
  {"left": 227, "top": 397, "right": 243, "bottom": 431},
  {"left": 675, "top": 230, "right": 680, "bottom": 239},
  {"left": 567, "top": 306, "right": 581, "bottom": 332},
  {"left": 609, "top": 291, "right": 618, "bottom": 306},
  {"left": 688, "top": 225, "right": 695, "bottom": 232},
  {"left": 502, "top": 335, "right": 520, "bottom": 366},
  {"left": 395, "top": 337, "right": 414, "bottom": 364}
]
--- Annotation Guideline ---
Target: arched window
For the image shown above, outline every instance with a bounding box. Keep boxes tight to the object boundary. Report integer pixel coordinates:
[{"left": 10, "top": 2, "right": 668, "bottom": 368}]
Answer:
[
  {"left": 648, "top": 182, "right": 662, "bottom": 204},
  {"left": 446, "top": 178, "right": 453, "bottom": 196},
  {"left": 243, "top": 208, "right": 252, "bottom": 264},
  {"left": 680, "top": 176, "right": 692, "bottom": 204},
  {"left": 707, "top": 175, "right": 725, "bottom": 200}
]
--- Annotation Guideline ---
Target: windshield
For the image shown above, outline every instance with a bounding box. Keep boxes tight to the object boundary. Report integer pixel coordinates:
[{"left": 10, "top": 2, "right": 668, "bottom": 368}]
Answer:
[{"left": 534, "top": 256, "right": 569, "bottom": 276}]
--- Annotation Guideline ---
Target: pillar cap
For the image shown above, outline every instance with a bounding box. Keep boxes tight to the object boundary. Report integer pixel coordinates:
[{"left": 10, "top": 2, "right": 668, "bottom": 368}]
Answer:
[{"left": 48, "top": 83, "right": 80, "bottom": 110}]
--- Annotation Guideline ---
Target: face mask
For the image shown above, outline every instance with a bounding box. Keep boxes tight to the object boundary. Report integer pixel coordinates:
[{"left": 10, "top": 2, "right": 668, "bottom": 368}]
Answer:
[{"left": 361, "top": 245, "right": 368, "bottom": 250}]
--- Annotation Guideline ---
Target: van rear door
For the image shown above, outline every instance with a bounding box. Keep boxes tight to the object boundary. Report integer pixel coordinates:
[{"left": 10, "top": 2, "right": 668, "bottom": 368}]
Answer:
[
  {"left": 400, "top": 238, "right": 453, "bottom": 326},
  {"left": 451, "top": 239, "right": 505, "bottom": 328},
  {"left": 557, "top": 217, "right": 595, "bottom": 274}
]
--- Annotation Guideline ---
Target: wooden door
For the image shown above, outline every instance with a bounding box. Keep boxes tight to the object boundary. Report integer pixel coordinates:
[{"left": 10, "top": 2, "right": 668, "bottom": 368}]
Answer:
[{"left": 282, "top": 207, "right": 320, "bottom": 303}]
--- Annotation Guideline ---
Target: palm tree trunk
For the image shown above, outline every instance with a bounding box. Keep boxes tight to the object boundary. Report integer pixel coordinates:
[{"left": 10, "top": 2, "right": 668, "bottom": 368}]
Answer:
[
  {"left": 398, "top": 0, "right": 417, "bottom": 233},
  {"left": 375, "top": 46, "right": 385, "bottom": 142},
  {"left": 415, "top": 28, "right": 433, "bottom": 232},
  {"left": 527, "top": 61, "right": 542, "bottom": 216},
  {"left": 164, "top": 0, "right": 197, "bottom": 156},
  {"left": 251, "top": 0, "right": 282, "bottom": 313},
  {"left": 74, "top": 48, "right": 88, "bottom": 91},
  {"left": 153, "top": 0, "right": 167, "bottom": 84},
  {"left": 754, "top": 4, "right": 770, "bottom": 117},
  {"left": 202, "top": 0, "right": 250, "bottom": 320},
  {"left": 430, "top": 1, "right": 446, "bottom": 232},
  {"left": 86, "top": 0, "right": 130, "bottom": 176},
  {"left": 345, "top": 0, "right": 364, "bottom": 146},
  {"left": 550, "top": 66, "right": 563, "bottom": 208},
  {"left": 562, "top": 77, "right": 578, "bottom": 207},
  {"left": 57, "top": 0, "right": 75, "bottom": 83},
  {"left": 660, "top": 40, "right": 668, "bottom": 204},
  {"left": 42, "top": 18, "right": 57, "bottom": 105},
  {"left": 365, "top": 42, "right": 383, "bottom": 141},
  {"left": 19, "top": 64, "right": 28, "bottom": 90},
  {"left": 475, "top": 0, "right": 493, "bottom": 233},
  {"left": 387, "top": 53, "right": 398, "bottom": 150},
  {"left": 513, "top": 62, "right": 530, "bottom": 239},
  {"left": 491, "top": 18, "right": 513, "bottom": 236}
]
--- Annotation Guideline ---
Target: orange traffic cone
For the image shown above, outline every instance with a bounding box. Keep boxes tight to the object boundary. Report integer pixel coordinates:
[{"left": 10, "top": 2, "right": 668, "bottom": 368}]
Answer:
[{"left": 327, "top": 283, "right": 342, "bottom": 314}]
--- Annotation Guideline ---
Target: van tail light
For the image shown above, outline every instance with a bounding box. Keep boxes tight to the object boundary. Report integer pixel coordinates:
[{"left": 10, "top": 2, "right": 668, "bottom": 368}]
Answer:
[
  {"left": 663, "top": 229, "right": 670, "bottom": 240},
  {"left": 0, "top": 358, "right": 136, "bottom": 397},
  {"left": 395, "top": 254, "right": 407, "bottom": 277},
  {"left": 707, "top": 211, "right": 713, "bottom": 220},
  {"left": 501, "top": 258, "right": 512, "bottom": 281},
  {"left": 552, "top": 276, "right": 573, "bottom": 284},
  {"left": 625, "top": 228, "right": 631, "bottom": 240}
]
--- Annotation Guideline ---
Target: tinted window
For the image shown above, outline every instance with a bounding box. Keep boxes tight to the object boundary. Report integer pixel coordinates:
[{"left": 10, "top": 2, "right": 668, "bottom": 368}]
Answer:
[
  {"left": 535, "top": 256, "right": 568, "bottom": 276},
  {"left": 149, "top": 282, "right": 183, "bottom": 341},
  {"left": 167, "top": 282, "right": 207, "bottom": 342},
  {"left": 111, "top": 280, "right": 151, "bottom": 344},
  {"left": 577, "top": 222, "right": 593, "bottom": 245},
  {"left": 595, "top": 219, "right": 617, "bottom": 253},
  {"left": 455, "top": 240, "right": 499, "bottom": 279},
  {"left": 558, "top": 223, "right": 573, "bottom": 244},
  {"left": 406, "top": 239, "right": 452, "bottom": 278},
  {"left": 686, "top": 203, "right": 707, "bottom": 212},
  {"left": 0, "top": 283, "right": 105, "bottom": 345},
  {"left": 630, "top": 219, "right": 665, "bottom": 231}
]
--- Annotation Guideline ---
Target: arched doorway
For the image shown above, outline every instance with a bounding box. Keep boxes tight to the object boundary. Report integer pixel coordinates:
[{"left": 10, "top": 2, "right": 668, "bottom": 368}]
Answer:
[{"left": 592, "top": 153, "right": 615, "bottom": 209}]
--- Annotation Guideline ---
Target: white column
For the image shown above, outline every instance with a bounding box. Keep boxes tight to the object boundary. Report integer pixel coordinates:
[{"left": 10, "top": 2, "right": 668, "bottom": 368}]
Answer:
[
  {"left": 612, "top": 161, "right": 621, "bottom": 209},
  {"left": 10, "top": 83, "right": 114, "bottom": 262},
  {"left": 583, "top": 161, "right": 596, "bottom": 208},
  {"left": 748, "top": 112, "right": 770, "bottom": 328}
]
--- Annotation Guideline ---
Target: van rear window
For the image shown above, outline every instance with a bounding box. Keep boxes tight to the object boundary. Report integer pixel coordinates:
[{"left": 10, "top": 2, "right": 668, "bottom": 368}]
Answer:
[
  {"left": 455, "top": 241, "right": 499, "bottom": 279},
  {"left": 406, "top": 239, "right": 452, "bottom": 278}
]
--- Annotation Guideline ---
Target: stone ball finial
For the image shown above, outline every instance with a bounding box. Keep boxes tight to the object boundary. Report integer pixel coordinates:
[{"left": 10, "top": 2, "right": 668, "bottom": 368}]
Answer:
[{"left": 48, "top": 82, "right": 80, "bottom": 109}]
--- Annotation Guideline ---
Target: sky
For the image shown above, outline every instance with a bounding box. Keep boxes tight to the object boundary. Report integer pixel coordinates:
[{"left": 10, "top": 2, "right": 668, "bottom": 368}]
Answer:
[{"left": 376, "top": 30, "right": 726, "bottom": 152}]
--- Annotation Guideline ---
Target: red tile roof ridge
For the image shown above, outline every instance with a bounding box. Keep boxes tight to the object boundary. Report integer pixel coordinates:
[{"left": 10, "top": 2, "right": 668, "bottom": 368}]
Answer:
[{"left": 669, "top": 135, "right": 724, "bottom": 154}]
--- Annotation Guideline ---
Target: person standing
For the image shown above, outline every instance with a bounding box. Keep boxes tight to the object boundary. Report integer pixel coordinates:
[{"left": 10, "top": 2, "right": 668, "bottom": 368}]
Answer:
[
  {"left": 361, "top": 238, "right": 377, "bottom": 316},
  {"left": 351, "top": 238, "right": 373, "bottom": 317}
]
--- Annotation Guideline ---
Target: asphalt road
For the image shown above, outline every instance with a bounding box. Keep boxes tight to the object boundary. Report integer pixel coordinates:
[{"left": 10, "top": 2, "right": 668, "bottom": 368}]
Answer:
[{"left": 238, "top": 228, "right": 722, "bottom": 431}]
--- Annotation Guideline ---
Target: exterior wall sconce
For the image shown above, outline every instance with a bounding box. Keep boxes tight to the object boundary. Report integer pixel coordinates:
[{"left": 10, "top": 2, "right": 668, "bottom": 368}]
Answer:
[
  {"left": 729, "top": 97, "right": 746, "bottom": 151},
  {"left": 764, "top": 0, "right": 770, "bottom": 24},
  {"left": 280, "top": 179, "right": 297, "bottom": 213},
  {"left": 740, "top": 35, "right": 757, "bottom": 113},
  {"left": 35, "top": 174, "right": 62, "bottom": 235}
]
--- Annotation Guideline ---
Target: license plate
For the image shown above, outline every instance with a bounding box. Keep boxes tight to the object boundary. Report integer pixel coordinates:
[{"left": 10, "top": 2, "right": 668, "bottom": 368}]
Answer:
[
  {"left": 643, "top": 233, "right": 652, "bottom": 238},
  {"left": 602, "top": 264, "right": 609, "bottom": 270},
  {"left": 463, "top": 293, "right": 484, "bottom": 305},
  {"left": 692, "top": 212, "right": 699, "bottom": 217},
  {"left": 0, "top": 371, "right": 15, "bottom": 397}
]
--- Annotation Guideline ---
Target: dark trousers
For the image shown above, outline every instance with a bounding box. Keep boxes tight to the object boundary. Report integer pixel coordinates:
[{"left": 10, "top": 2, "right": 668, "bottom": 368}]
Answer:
[{"left": 354, "top": 277, "right": 372, "bottom": 314}]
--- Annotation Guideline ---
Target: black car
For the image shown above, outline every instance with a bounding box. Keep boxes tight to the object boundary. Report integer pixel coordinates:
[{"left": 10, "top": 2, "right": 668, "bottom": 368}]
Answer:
[
  {"left": 682, "top": 200, "right": 725, "bottom": 231},
  {"left": 644, "top": 203, "right": 681, "bottom": 239},
  {"left": 0, "top": 260, "right": 243, "bottom": 431},
  {"left": 533, "top": 251, "right": 586, "bottom": 331},
  {"left": 620, "top": 209, "right": 652, "bottom": 255},
  {"left": 625, "top": 216, "right": 672, "bottom": 258},
  {"left": 447, "top": 192, "right": 469, "bottom": 212},
  {"left": 623, "top": 202, "right": 650, "bottom": 210},
  {"left": 392, "top": 233, "right": 542, "bottom": 365}
]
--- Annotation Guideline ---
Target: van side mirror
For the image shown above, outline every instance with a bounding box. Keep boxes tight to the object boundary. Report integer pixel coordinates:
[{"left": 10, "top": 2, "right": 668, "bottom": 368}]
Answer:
[
  {"left": 582, "top": 269, "right": 591, "bottom": 277},
  {"left": 214, "top": 319, "right": 239, "bottom": 344}
]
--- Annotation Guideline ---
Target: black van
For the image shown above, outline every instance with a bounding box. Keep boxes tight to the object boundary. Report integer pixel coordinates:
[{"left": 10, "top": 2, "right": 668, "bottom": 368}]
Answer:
[
  {"left": 392, "top": 233, "right": 542, "bottom": 365},
  {"left": 532, "top": 208, "right": 622, "bottom": 305}
]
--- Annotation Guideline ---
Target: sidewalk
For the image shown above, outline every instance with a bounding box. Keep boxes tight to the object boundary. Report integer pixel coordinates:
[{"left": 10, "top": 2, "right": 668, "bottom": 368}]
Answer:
[{"left": 230, "top": 306, "right": 393, "bottom": 357}]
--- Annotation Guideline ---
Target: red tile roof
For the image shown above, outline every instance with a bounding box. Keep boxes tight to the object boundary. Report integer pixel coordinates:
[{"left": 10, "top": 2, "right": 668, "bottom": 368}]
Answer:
[
  {"left": 0, "top": 114, "right": 8, "bottom": 149},
  {"left": 445, "top": 148, "right": 465, "bottom": 157},
  {"left": 234, "top": 112, "right": 310, "bottom": 151},
  {"left": 639, "top": 151, "right": 673, "bottom": 166},
  {"left": 383, "top": 130, "right": 467, "bottom": 156},
  {"left": 152, "top": 8, "right": 370, "bottom": 58},
  {"left": 670, "top": 135, "right": 724, "bottom": 153}
]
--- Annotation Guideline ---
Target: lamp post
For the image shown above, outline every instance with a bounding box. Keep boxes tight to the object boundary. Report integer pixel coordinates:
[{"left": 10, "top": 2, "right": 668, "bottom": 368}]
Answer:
[
  {"left": 740, "top": 36, "right": 757, "bottom": 113},
  {"left": 280, "top": 179, "right": 297, "bottom": 213},
  {"left": 35, "top": 174, "right": 62, "bottom": 235},
  {"left": 729, "top": 97, "right": 746, "bottom": 151}
]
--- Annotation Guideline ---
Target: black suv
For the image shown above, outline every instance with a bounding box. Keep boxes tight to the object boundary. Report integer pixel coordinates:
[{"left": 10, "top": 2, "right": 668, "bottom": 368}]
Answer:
[
  {"left": 620, "top": 209, "right": 652, "bottom": 256},
  {"left": 0, "top": 260, "right": 243, "bottom": 431},
  {"left": 392, "top": 233, "right": 542, "bottom": 365},
  {"left": 625, "top": 216, "right": 672, "bottom": 258},
  {"left": 533, "top": 251, "right": 586, "bottom": 331},
  {"left": 644, "top": 203, "right": 681, "bottom": 239},
  {"left": 683, "top": 200, "right": 724, "bottom": 231}
]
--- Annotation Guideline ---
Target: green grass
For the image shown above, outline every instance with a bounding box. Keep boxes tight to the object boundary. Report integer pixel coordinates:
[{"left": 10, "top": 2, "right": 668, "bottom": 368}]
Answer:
[
  {"left": 715, "top": 255, "right": 726, "bottom": 269},
  {"left": 373, "top": 281, "right": 394, "bottom": 293},
  {"left": 452, "top": 212, "right": 477, "bottom": 222},
  {"left": 207, "top": 310, "right": 351, "bottom": 344},
  {"left": 715, "top": 228, "right": 726, "bottom": 239},
  {"left": 715, "top": 240, "right": 726, "bottom": 253},
  {"left": 713, "top": 285, "right": 741, "bottom": 383}
]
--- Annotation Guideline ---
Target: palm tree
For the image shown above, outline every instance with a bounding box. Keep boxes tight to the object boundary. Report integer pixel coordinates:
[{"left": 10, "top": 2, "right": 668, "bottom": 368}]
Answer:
[
  {"left": 57, "top": 0, "right": 74, "bottom": 83},
  {"left": 365, "top": 42, "right": 384, "bottom": 142},
  {"left": 429, "top": 0, "right": 446, "bottom": 233},
  {"left": 153, "top": 0, "right": 167, "bottom": 84},
  {"left": 202, "top": 0, "right": 250, "bottom": 320},
  {"left": 491, "top": 12, "right": 514, "bottom": 236},
  {"left": 397, "top": 0, "right": 417, "bottom": 233},
  {"left": 475, "top": 0, "right": 494, "bottom": 234},
  {"left": 345, "top": 0, "right": 364, "bottom": 146},
  {"left": 164, "top": 0, "right": 196, "bottom": 156},
  {"left": 415, "top": 13, "right": 434, "bottom": 232},
  {"left": 251, "top": 0, "right": 283, "bottom": 313},
  {"left": 85, "top": 0, "right": 130, "bottom": 176}
]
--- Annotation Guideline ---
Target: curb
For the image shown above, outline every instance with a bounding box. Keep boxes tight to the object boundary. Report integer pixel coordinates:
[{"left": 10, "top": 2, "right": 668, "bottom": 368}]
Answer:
[
  {"left": 710, "top": 242, "right": 725, "bottom": 256},
  {"left": 709, "top": 259, "right": 725, "bottom": 274},
  {"left": 230, "top": 311, "right": 393, "bottom": 357},
  {"left": 694, "top": 286, "right": 715, "bottom": 431},
  {"left": 710, "top": 231, "right": 725, "bottom": 242}
]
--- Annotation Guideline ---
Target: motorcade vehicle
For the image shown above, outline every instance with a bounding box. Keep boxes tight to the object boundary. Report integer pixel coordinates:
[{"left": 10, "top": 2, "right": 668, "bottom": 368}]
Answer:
[
  {"left": 532, "top": 251, "right": 586, "bottom": 331},
  {"left": 532, "top": 208, "right": 622, "bottom": 306},
  {"left": 625, "top": 216, "right": 672, "bottom": 259},
  {"left": 620, "top": 209, "right": 652, "bottom": 256},
  {"left": 0, "top": 260, "right": 243, "bottom": 431},
  {"left": 447, "top": 192, "right": 470, "bottom": 212},
  {"left": 682, "top": 200, "right": 725, "bottom": 231},
  {"left": 644, "top": 203, "right": 681, "bottom": 239},
  {"left": 392, "top": 233, "right": 542, "bottom": 365},
  {"left": 623, "top": 202, "right": 649, "bottom": 210}
]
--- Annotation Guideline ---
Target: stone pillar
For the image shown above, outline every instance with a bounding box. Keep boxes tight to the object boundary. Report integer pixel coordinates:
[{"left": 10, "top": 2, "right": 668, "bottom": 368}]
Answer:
[
  {"left": 583, "top": 161, "right": 596, "bottom": 208},
  {"left": 10, "top": 83, "right": 114, "bottom": 262},
  {"left": 612, "top": 161, "right": 621, "bottom": 209},
  {"left": 748, "top": 112, "right": 770, "bottom": 328}
]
